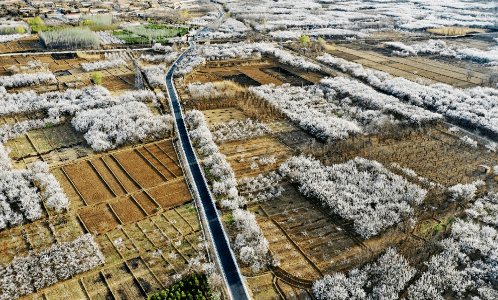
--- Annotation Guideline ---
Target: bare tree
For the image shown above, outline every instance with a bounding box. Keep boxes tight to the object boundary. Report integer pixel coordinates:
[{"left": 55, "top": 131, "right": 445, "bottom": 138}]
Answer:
[
  {"left": 466, "top": 69, "right": 474, "bottom": 82},
  {"left": 487, "top": 70, "right": 498, "bottom": 87}
]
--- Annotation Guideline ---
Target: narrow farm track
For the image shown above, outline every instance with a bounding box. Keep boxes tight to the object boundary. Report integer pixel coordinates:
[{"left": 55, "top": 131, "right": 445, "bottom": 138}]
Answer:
[{"left": 165, "top": 4, "right": 251, "bottom": 300}]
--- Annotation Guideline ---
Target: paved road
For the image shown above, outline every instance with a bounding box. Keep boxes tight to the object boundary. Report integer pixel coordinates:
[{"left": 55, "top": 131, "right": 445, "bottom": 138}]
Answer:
[{"left": 165, "top": 4, "right": 251, "bottom": 300}]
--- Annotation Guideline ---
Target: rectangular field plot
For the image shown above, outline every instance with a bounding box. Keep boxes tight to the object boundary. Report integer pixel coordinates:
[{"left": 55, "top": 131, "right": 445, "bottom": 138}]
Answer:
[
  {"left": 126, "top": 257, "right": 164, "bottom": 296},
  {"left": 0, "top": 228, "right": 30, "bottom": 265},
  {"left": 132, "top": 192, "right": 160, "bottom": 215},
  {"left": 107, "top": 229, "right": 139, "bottom": 258},
  {"left": 111, "top": 197, "right": 147, "bottom": 224},
  {"left": 64, "top": 161, "right": 115, "bottom": 205},
  {"left": 148, "top": 179, "right": 191, "bottom": 209},
  {"left": 79, "top": 204, "right": 121, "bottom": 234},
  {"left": 113, "top": 151, "right": 166, "bottom": 189},
  {"left": 257, "top": 218, "right": 322, "bottom": 280},
  {"left": 137, "top": 218, "right": 170, "bottom": 247},
  {"left": 176, "top": 205, "right": 200, "bottom": 232},
  {"left": 136, "top": 147, "right": 176, "bottom": 180},
  {"left": 96, "top": 234, "right": 121, "bottom": 265},
  {"left": 90, "top": 159, "right": 127, "bottom": 197},
  {"left": 217, "top": 136, "right": 290, "bottom": 179},
  {"left": 45, "top": 280, "right": 87, "bottom": 300},
  {"left": 246, "top": 273, "right": 280, "bottom": 300},
  {"left": 142, "top": 252, "right": 175, "bottom": 286},
  {"left": 83, "top": 272, "right": 114, "bottom": 300},
  {"left": 124, "top": 224, "right": 154, "bottom": 251},
  {"left": 24, "top": 222, "right": 56, "bottom": 253},
  {"left": 101, "top": 156, "right": 140, "bottom": 193},
  {"left": 327, "top": 127, "right": 498, "bottom": 186},
  {"left": 164, "top": 209, "right": 194, "bottom": 236},
  {"left": 202, "top": 107, "right": 248, "bottom": 126},
  {"left": 51, "top": 214, "right": 86, "bottom": 243},
  {"left": 152, "top": 141, "right": 183, "bottom": 176},
  {"left": 103, "top": 263, "right": 146, "bottom": 300}
]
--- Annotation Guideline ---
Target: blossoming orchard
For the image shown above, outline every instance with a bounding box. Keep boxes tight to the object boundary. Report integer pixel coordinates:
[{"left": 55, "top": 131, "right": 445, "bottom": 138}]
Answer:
[{"left": 0, "top": 0, "right": 496, "bottom": 299}]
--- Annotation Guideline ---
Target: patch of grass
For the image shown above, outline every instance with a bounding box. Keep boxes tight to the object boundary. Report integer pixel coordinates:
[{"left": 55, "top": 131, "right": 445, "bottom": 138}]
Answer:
[
  {"left": 91, "top": 72, "right": 102, "bottom": 85},
  {"left": 224, "top": 213, "right": 235, "bottom": 225}
]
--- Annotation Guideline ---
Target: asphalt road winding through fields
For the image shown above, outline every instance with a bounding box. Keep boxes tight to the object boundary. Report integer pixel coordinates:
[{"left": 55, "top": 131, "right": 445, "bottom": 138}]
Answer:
[{"left": 165, "top": 4, "right": 252, "bottom": 300}]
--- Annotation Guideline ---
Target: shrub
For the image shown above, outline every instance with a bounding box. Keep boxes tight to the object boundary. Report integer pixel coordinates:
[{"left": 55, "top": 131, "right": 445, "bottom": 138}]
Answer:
[
  {"left": 27, "top": 17, "right": 43, "bottom": 26},
  {"left": 91, "top": 72, "right": 102, "bottom": 85},
  {"left": 147, "top": 274, "right": 211, "bottom": 300},
  {"left": 15, "top": 26, "right": 25, "bottom": 34}
]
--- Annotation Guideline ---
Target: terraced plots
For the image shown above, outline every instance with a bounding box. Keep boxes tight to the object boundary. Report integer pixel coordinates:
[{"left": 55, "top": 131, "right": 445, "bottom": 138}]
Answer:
[
  {"left": 10, "top": 202, "right": 204, "bottom": 300},
  {"left": 59, "top": 139, "right": 191, "bottom": 234}
]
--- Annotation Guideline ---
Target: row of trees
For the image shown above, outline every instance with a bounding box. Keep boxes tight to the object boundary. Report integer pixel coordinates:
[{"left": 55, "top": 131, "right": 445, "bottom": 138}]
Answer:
[
  {"left": 280, "top": 155, "right": 427, "bottom": 238},
  {"left": 185, "top": 110, "right": 271, "bottom": 271},
  {"left": 313, "top": 248, "right": 415, "bottom": 300},
  {"left": 72, "top": 101, "right": 173, "bottom": 151},
  {"left": 0, "top": 85, "right": 157, "bottom": 144},
  {"left": 81, "top": 58, "right": 128, "bottom": 72},
  {"left": 39, "top": 27, "right": 100, "bottom": 49},
  {"left": 384, "top": 39, "right": 454, "bottom": 57},
  {"left": 0, "top": 234, "right": 104, "bottom": 300},
  {"left": 142, "top": 65, "right": 168, "bottom": 88},
  {"left": 207, "top": 18, "right": 249, "bottom": 40},
  {"left": 175, "top": 48, "right": 206, "bottom": 77},
  {"left": 140, "top": 52, "right": 179, "bottom": 63},
  {"left": 0, "top": 71, "right": 56, "bottom": 88},
  {"left": 467, "top": 191, "right": 498, "bottom": 228},
  {"left": 317, "top": 52, "right": 498, "bottom": 139},
  {"left": 321, "top": 77, "right": 443, "bottom": 125},
  {"left": 248, "top": 83, "right": 362, "bottom": 141},
  {"left": 0, "top": 33, "right": 29, "bottom": 43},
  {"left": 0, "top": 84, "right": 156, "bottom": 118},
  {"left": 407, "top": 219, "right": 498, "bottom": 299},
  {"left": 385, "top": 39, "right": 498, "bottom": 66}
]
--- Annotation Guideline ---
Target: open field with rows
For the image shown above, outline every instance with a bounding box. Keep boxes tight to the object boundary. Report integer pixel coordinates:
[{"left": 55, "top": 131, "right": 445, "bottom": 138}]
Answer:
[
  {"left": 321, "top": 126, "right": 498, "bottom": 187},
  {"left": 318, "top": 43, "right": 490, "bottom": 88},
  {"left": 184, "top": 57, "right": 326, "bottom": 88}
]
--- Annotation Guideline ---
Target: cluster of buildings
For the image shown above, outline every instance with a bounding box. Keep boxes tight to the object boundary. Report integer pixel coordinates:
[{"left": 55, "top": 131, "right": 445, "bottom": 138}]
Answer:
[{"left": 0, "top": 0, "right": 204, "bottom": 20}]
